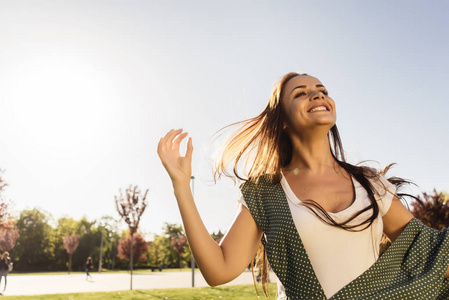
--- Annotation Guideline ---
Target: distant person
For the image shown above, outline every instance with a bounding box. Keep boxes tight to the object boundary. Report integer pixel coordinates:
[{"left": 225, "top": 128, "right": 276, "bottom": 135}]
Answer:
[
  {"left": 158, "top": 73, "right": 449, "bottom": 299},
  {"left": 85, "top": 257, "right": 93, "bottom": 280},
  {"left": 0, "top": 252, "right": 11, "bottom": 294}
]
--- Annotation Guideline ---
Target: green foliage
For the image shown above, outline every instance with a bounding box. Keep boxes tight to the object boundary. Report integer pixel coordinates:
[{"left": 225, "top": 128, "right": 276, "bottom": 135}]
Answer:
[
  {"left": 53, "top": 217, "right": 78, "bottom": 270},
  {"left": 13, "top": 210, "right": 117, "bottom": 272},
  {"left": 145, "top": 223, "right": 190, "bottom": 268},
  {"left": 97, "top": 216, "right": 121, "bottom": 270},
  {"left": 75, "top": 217, "right": 101, "bottom": 270},
  {"left": 51, "top": 216, "right": 101, "bottom": 271},
  {"left": 146, "top": 235, "right": 165, "bottom": 268},
  {"left": 211, "top": 230, "right": 225, "bottom": 243},
  {"left": 11, "top": 210, "right": 223, "bottom": 272},
  {"left": 158, "top": 223, "right": 192, "bottom": 268},
  {"left": 14, "top": 208, "right": 55, "bottom": 271}
]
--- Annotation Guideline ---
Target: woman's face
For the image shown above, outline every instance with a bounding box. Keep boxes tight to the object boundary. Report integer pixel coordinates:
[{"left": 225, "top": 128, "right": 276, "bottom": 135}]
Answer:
[{"left": 281, "top": 75, "right": 336, "bottom": 134}]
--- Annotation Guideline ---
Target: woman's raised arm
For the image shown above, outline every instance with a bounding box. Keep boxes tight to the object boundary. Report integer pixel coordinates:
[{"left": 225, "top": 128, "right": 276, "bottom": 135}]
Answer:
[{"left": 157, "top": 129, "right": 263, "bottom": 286}]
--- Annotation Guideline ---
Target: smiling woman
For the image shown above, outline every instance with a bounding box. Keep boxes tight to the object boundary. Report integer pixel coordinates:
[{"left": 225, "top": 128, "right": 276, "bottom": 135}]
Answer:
[
  {"left": 281, "top": 76, "right": 336, "bottom": 135},
  {"left": 158, "top": 72, "right": 449, "bottom": 299}
]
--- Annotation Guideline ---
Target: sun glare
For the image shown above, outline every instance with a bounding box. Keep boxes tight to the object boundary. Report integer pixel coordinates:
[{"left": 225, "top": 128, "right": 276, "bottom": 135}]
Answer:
[{"left": 7, "top": 57, "right": 116, "bottom": 159}]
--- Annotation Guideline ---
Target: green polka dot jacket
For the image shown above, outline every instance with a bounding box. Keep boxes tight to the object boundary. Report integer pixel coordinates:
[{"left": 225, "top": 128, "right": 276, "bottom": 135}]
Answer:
[{"left": 240, "top": 176, "right": 449, "bottom": 299}]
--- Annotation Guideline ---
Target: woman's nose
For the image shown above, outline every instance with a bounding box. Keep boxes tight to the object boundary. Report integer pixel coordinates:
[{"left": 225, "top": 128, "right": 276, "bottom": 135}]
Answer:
[{"left": 311, "top": 92, "right": 325, "bottom": 101}]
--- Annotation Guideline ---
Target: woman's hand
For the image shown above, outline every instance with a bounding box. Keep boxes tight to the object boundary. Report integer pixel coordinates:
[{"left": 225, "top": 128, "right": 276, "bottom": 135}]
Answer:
[
  {"left": 157, "top": 129, "right": 193, "bottom": 188},
  {"left": 157, "top": 129, "right": 263, "bottom": 286}
]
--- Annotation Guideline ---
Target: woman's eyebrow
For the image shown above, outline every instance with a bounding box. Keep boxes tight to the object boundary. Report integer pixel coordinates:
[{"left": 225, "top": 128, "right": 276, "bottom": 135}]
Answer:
[
  {"left": 290, "top": 85, "right": 306, "bottom": 96},
  {"left": 290, "top": 84, "right": 325, "bottom": 95}
]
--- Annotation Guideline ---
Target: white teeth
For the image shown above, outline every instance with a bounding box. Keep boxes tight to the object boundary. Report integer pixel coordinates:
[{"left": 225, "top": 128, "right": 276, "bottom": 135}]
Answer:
[{"left": 309, "top": 106, "right": 327, "bottom": 112}]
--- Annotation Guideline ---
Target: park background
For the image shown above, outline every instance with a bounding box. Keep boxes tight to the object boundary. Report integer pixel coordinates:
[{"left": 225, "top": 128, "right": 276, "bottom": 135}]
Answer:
[{"left": 0, "top": 0, "right": 448, "bottom": 273}]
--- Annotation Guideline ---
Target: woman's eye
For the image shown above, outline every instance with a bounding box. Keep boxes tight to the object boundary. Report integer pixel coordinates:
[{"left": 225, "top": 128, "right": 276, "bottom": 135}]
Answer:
[
  {"left": 295, "top": 92, "right": 306, "bottom": 98},
  {"left": 321, "top": 90, "right": 328, "bottom": 95}
]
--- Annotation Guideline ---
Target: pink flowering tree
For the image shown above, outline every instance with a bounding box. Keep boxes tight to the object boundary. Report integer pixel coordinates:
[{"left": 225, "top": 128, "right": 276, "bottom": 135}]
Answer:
[
  {"left": 63, "top": 233, "right": 80, "bottom": 274},
  {"left": 115, "top": 185, "right": 148, "bottom": 290},
  {"left": 0, "top": 170, "right": 19, "bottom": 252},
  {"left": 0, "top": 219, "right": 20, "bottom": 251},
  {"left": 0, "top": 169, "right": 9, "bottom": 221},
  {"left": 117, "top": 232, "right": 148, "bottom": 262},
  {"left": 411, "top": 190, "right": 449, "bottom": 230},
  {"left": 171, "top": 232, "right": 187, "bottom": 268}
]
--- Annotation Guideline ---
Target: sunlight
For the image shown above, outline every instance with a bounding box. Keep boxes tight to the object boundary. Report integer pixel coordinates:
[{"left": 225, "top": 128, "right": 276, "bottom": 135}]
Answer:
[{"left": 8, "top": 56, "right": 116, "bottom": 159}]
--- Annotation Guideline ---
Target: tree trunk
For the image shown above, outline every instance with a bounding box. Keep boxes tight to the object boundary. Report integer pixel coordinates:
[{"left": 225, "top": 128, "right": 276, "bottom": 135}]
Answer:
[
  {"left": 99, "top": 229, "right": 104, "bottom": 273},
  {"left": 69, "top": 253, "right": 72, "bottom": 274},
  {"left": 112, "top": 240, "right": 116, "bottom": 270},
  {"left": 130, "top": 232, "right": 134, "bottom": 290}
]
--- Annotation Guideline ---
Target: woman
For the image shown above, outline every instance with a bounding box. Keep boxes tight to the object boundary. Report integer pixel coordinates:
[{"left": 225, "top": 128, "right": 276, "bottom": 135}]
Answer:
[
  {"left": 0, "top": 252, "right": 11, "bottom": 294},
  {"left": 85, "top": 257, "right": 93, "bottom": 280},
  {"left": 158, "top": 73, "right": 449, "bottom": 299}
]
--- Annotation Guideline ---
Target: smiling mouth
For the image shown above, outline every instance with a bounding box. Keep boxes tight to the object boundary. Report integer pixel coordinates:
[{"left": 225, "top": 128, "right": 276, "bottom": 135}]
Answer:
[{"left": 308, "top": 106, "right": 329, "bottom": 113}]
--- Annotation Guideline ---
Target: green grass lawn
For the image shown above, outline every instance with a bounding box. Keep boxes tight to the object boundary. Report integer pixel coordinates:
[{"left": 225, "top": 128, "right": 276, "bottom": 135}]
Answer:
[{"left": 3, "top": 284, "right": 277, "bottom": 299}]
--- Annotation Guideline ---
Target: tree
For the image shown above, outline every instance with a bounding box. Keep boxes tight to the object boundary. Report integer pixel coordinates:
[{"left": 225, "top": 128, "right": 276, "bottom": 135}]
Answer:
[
  {"left": 52, "top": 216, "right": 100, "bottom": 272},
  {"left": 63, "top": 233, "right": 79, "bottom": 274},
  {"left": 147, "top": 235, "right": 165, "bottom": 269},
  {"left": 411, "top": 190, "right": 449, "bottom": 230},
  {"left": 15, "top": 208, "right": 55, "bottom": 271},
  {"left": 76, "top": 217, "right": 100, "bottom": 269},
  {"left": 0, "top": 170, "right": 19, "bottom": 252},
  {"left": 0, "top": 169, "right": 9, "bottom": 221},
  {"left": 115, "top": 185, "right": 148, "bottom": 290},
  {"left": 211, "top": 230, "right": 225, "bottom": 244},
  {"left": 171, "top": 233, "right": 186, "bottom": 268},
  {"left": 161, "top": 223, "right": 192, "bottom": 268},
  {"left": 54, "top": 217, "right": 78, "bottom": 270},
  {"left": 0, "top": 220, "right": 20, "bottom": 251},
  {"left": 97, "top": 216, "right": 120, "bottom": 270},
  {"left": 117, "top": 232, "right": 148, "bottom": 263}
]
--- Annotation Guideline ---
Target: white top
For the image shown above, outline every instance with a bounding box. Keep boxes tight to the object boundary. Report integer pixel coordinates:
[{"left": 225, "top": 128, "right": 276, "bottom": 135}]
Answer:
[{"left": 238, "top": 174, "right": 395, "bottom": 299}]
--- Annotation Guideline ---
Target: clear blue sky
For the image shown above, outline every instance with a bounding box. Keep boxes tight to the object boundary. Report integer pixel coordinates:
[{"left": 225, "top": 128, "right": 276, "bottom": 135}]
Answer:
[{"left": 0, "top": 0, "right": 448, "bottom": 236}]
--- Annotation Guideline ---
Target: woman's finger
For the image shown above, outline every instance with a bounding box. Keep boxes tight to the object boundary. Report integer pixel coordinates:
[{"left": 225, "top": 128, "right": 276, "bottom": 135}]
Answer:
[
  {"left": 185, "top": 137, "right": 193, "bottom": 160},
  {"left": 173, "top": 132, "right": 188, "bottom": 149},
  {"left": 157, "top": 137, "right": 164, "bottom": 154},
  {"left": 162, "top": 128, "right": 175, "bottom": 140},
  {"left": 158, "top": 130, "right": 175, "bottom": 155},
  {"left": 165, "top": 129, "right": 183, "bottom": 148},
  {"left": 159, "top": 130, "right": 173, "bottom": 152}
]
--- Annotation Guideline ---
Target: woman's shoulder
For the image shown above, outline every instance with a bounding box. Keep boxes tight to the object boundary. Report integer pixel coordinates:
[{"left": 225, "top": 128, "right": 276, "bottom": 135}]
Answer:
[
  {"left": 356, "top": 166, "right": 395, "bottom": 191},
  {"left": 367, "top": 173, "right": 396, "bottom": 193},
  {"left": 240, "top": 174, "right": 278, "bottom": 188},
  {"left": 239, "top": 175, "right": 282, "bottom": 201}
]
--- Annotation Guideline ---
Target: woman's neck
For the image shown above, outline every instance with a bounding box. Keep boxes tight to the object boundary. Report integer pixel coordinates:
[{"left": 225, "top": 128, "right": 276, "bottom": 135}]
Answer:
[{"left": 286, "top": 131, "right": 336, "bottom": 174}]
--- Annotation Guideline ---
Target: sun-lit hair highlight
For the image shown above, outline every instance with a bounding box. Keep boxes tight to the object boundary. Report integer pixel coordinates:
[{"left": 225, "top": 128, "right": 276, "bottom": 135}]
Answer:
[{"left": 214, "top": 72, "right": 304, "bottom": 184}]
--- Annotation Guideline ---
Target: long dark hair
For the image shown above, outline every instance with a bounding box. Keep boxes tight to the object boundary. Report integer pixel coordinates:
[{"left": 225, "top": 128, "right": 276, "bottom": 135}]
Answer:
[{"left": 215, "top": 72, "right": 419, "bottom": 298}]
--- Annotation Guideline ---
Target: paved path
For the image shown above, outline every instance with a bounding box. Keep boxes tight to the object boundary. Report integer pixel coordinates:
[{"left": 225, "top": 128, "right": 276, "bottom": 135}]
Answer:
[{"left": 3, "top": 270, "right": 266, "bottom": 296}]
